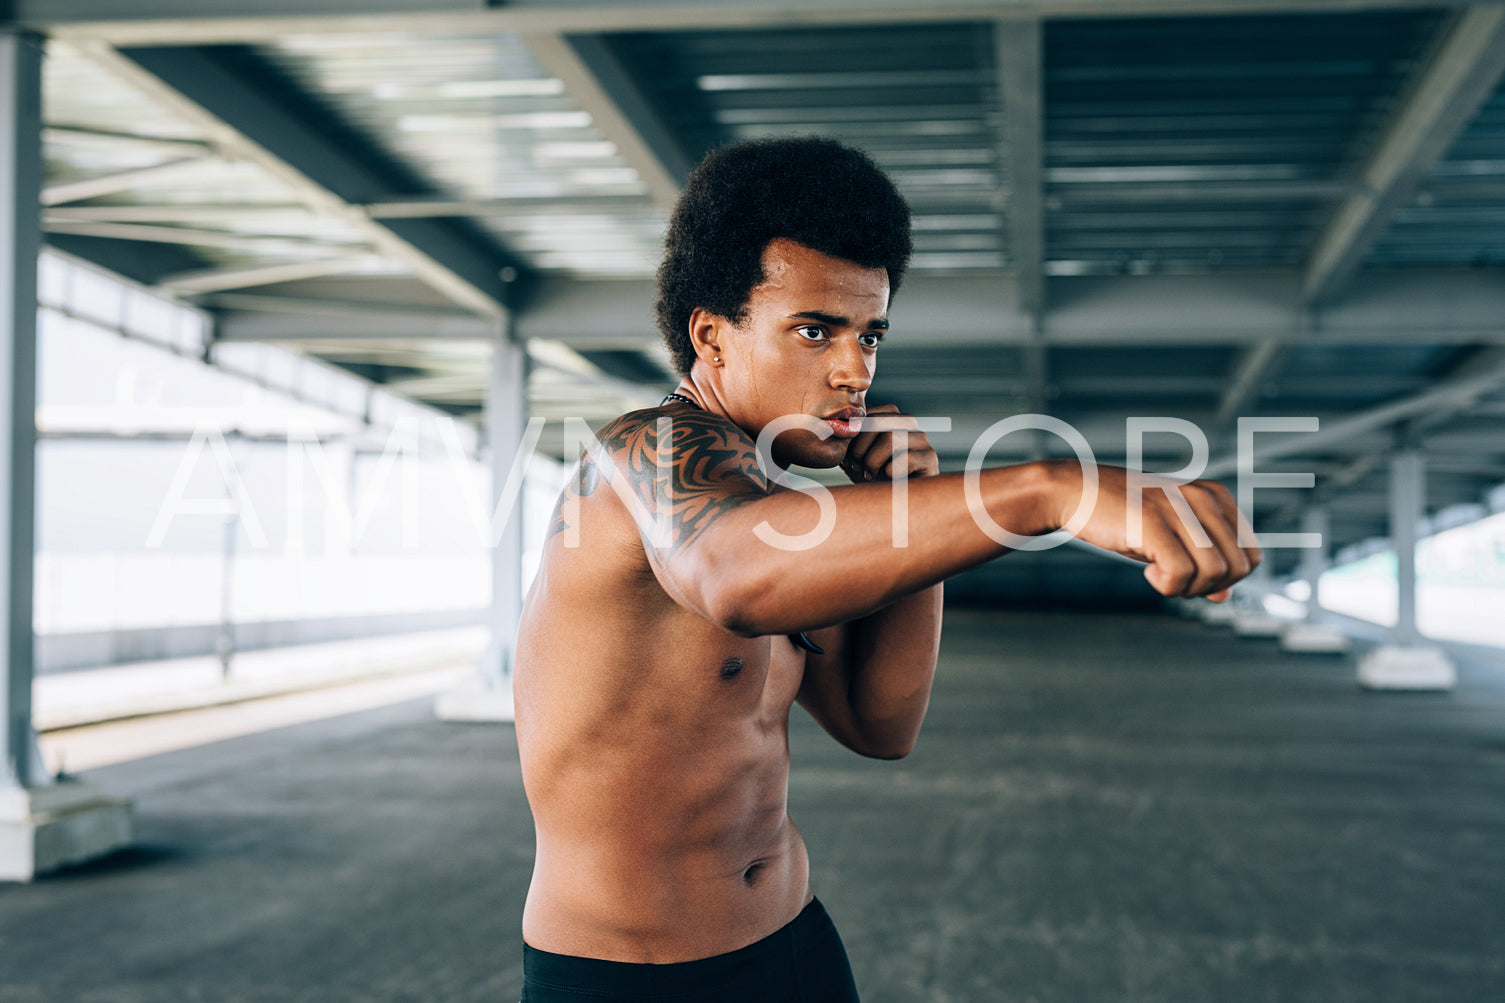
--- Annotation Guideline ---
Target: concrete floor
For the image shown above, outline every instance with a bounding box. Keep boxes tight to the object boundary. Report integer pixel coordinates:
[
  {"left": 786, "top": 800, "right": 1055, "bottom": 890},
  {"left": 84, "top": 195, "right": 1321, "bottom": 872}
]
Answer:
[{"left": 2, "top": 608, "right": 1504, "bottom": 1002}]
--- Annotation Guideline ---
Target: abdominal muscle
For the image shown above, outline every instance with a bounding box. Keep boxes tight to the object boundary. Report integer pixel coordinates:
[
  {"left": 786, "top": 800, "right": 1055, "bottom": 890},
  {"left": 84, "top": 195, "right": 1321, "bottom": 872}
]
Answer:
[
  {"left": 520, "top": 723, "right": 813, "bottom": 964},
  {"left": 523, "top": 816, "right": 812, "bottom": 964}
]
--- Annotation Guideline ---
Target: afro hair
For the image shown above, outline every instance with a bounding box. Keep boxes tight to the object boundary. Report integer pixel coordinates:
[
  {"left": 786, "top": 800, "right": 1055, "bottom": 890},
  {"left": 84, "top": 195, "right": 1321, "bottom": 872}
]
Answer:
[{"left": 655, "top": 137, "right": 912, "bottom": 376}]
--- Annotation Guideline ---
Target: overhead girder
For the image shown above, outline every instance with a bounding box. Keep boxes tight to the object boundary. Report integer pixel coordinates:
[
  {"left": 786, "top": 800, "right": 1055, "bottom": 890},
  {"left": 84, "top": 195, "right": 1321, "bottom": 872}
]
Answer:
[
  {"left": 504, "top": 269, "right": 1505, "bottom": 349},
  {"left": 519, "top": 33, "right": 690, "bottom": 210},
  {"left": 17, "top": 0, "right": 1483, "bottom": 47},
  {"left": 72, "top": 42, "right": 528, "bottom": 317},
  {"left": 1302, "top": 6, "right": 1505, "bottom": 306}
]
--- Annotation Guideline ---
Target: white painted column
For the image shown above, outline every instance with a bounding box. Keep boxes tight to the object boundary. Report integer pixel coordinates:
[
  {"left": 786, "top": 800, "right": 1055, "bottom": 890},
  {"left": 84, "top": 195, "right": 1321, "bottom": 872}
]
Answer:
[
  {"left": 1281, "top": 507, "right": 1350, "bottom": 653},
  {"left": 1298, "top": 506, "right": 1330, "bottom": 621},
  {"left": 1231, "top": 553, "right": 1285, "bottom": 637},
  {"left": 0, "top": 31, "right": 132, "bottom": 881},
  {"left": 1357, "top": 450, "right": 1455, "bottom": 689},
  {"left": 1391, "top": 451, "right": 1424, "bottom": 645},
  {"left": 436, "top": 315, "right": 528, "bottom": 722},
  {"left": 481, "top": 319, "right": 528, "bottom": 689}
]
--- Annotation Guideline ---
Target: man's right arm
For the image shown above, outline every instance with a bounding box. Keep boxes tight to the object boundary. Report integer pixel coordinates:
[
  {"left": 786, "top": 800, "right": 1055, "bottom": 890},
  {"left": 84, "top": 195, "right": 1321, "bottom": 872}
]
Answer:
[{"left": 591, "top": 409, "right": 1257, "bottom": 638}]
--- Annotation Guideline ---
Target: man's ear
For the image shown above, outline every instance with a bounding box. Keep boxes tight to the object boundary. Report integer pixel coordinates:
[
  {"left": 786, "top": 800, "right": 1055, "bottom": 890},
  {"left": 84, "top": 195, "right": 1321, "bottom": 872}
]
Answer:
[{"left": 687, "top": 306, "right": 726, "bottom": 366}]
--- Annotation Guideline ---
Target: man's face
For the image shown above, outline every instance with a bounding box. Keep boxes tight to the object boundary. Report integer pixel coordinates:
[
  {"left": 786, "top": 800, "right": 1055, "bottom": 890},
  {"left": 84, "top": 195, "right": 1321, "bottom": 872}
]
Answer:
[{"left": 716, "top": 238, "right": 889, "bottom": 469}]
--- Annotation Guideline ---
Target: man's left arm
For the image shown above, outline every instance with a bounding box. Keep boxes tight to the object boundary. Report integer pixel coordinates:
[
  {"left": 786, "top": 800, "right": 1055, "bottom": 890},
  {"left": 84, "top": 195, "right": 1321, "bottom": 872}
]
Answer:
[{"left": 795, "top": 406, "right": 944, "bottom": 759}]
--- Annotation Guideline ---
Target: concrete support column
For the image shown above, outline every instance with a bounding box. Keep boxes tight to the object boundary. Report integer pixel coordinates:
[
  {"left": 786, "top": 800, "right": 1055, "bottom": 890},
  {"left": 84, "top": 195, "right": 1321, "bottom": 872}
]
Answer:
[
  {"left": 1390, "top": 451, "right": 1423, "bottom": 645},
  {"left": 436, "top": 315, "right": 527, "bottom": 722},
  {"left": 0, "top": 32, "right": 132, "bottom": 880},
  {"left": 1299, "top": 507, "right": 1330, "bottom": 620},
  {"left": 1230, "top": 558, "right": 1285, "bottom": 637},
  {"left": 481, "top": 320, "right": 528, "bottom": 689},
  {"left": 1281, "top": 507, "right": 1349, "bottom": 653},
  {"left": 1357, "top": 450, "right": 1455, "bottom": 689},
  {"left": 0, "top": 31, "right": 41, "bottom": 799}
]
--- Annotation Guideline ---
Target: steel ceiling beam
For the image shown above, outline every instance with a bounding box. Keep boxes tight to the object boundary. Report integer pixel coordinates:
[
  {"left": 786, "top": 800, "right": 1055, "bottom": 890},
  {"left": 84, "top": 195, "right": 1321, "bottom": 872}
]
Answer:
[
  {"left": 218, "top": 304, "right": 498, "bottom": 340},
  {"left": 1303, "top": 6, "right": 1505, "bottom": 306},
  {"left": 520, "top": 33, "right": 691, "bottom": 209},
  {"left": 512, "top": 270, "right": 1505, "bottom": 349},
  {"left": 18, "top": 1, "right": 1478, "bottom": 46},
  {"left": 74, "top": 42, "right": 523, "bottom": 318},
  {"left": 364, "top": 195, "right": 656, "bottom": 219},
  {"left": 41, "top": 156, "right": 210, "bottom": 205},
  {"left": 158, "top": 256, "right": 391, "bottom": 294},
  {"left": 204, "top": 291, "right": 479, "bottom": 322},
  {"left": 46, "top": 204, "right": 315, "bottom": 223},
  {"left": 42, "top": 124, "right": 213, "bottom": 156},
  {"left": 42, "top": 218, "right": 365, "bottom": 257},
  {"left": 1214, "top": 340, "right": 1288, "bottom": 427},
  {"left": 1204, "top": 347, "right": 1505, "bottom": 478}
]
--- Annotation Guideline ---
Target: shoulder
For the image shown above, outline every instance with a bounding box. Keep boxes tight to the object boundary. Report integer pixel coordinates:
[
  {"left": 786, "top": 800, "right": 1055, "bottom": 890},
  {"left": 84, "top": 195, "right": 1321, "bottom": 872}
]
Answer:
[
  {"left": 596, "top": 405, "right": 756, "bottom": 450},
  {"left": 592, "top": 406, "right": 768, "bottom": 491}
]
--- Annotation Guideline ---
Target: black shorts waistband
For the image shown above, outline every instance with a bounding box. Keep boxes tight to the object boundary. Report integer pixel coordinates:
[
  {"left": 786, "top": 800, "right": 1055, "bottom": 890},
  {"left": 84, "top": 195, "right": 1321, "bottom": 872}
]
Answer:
[{"left": 522, "top": 897, "right": 831, "bottom": 997}]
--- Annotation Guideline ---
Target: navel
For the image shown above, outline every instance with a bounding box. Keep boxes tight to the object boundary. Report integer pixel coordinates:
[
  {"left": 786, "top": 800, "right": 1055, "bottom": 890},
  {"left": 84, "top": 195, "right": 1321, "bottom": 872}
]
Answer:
[
  {"left": 743, "top": 860, "right": 763, "bottom": 886},
  {"left": 719, "top": 656, "right": 744, "bottom": 681}
]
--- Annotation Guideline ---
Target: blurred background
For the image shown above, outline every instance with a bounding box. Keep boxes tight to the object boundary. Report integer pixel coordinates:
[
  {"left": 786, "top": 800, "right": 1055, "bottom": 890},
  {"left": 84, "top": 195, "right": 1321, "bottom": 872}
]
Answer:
[{"left": 22, "top": 5, "right": 1505, "bottom": 720}]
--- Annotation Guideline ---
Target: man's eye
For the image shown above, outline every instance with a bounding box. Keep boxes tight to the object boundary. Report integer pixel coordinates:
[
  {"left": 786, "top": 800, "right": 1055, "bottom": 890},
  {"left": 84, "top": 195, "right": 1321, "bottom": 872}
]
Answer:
[
  {"left": 797, "top": 326, "right": 825, "bottom": 340},
  {"left": 859, "top": 334, "right": 882, "bottom": 348}
]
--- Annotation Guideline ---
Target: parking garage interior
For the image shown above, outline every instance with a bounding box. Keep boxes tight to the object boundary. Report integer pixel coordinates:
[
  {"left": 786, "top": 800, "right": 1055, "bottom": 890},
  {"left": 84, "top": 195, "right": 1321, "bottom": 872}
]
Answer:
[{"left": 3, "top": 2, "right": 1505, "bottom": 1000}]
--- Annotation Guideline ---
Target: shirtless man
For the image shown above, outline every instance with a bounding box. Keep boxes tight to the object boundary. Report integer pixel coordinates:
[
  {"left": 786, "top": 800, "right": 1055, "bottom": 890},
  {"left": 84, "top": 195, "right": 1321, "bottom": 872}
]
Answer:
[{"left": 513, "top": 138, "right": 1260, "bottom": 1001}]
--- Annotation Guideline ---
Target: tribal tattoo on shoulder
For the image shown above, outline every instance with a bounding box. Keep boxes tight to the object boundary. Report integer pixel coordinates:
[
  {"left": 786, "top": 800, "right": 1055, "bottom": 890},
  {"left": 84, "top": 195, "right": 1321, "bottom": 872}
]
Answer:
[{"left": 545, "top": 408, "right": 770, "bottom": 563}]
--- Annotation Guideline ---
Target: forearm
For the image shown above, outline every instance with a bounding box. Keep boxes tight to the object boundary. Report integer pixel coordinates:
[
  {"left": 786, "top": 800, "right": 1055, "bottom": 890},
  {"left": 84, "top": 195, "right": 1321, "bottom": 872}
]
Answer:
[
  {"left": 676, "top": 462, "right": 1059, "bottom": 635},
  {"left": 844, "top": 582, "right": 943, "bottom": 757}
]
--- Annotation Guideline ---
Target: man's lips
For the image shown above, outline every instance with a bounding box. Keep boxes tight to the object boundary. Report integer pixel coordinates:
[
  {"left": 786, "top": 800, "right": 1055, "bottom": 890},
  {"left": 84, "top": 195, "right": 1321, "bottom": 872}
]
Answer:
[{"left": 821, "top": 408, "right": 864, "bottom": 439}]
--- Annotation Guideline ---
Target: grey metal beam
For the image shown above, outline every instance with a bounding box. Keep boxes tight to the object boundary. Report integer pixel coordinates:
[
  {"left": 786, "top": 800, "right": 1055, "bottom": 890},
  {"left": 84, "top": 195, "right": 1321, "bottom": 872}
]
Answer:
[
  {"left": 1407, "top": 346, "right": 1505, "bottom": 436},
  {"left": 0, "top": 31, "right": 42, "bottom": 792},
  {"left": 41, "top": 124, "right": 212, "bottom": 156},
  {"left": 365, "top": 195, "right": 656, "bottom": 219},
  {"left": 1303, "top": 7, "right": 1505, "bottom": 306},
  {"left": 158, "top": 256, "right": 391, "bottom": 295},
  {"left": 513, "top": 270, "right": 1505, "bottom": 350},
  {"left": 1215, "top": 338, "right": 1289, "bottom": 427},
  {"left": 41, "top": 156, "right": 210, "bottom": 205},
  {"left": 74, "top": 42, "right": 522, "bottom": 318},
  {"left": 20, "top": 0, "right": 1477, "bottom": 46},
  {"left": 995, "top": 20, "right": 1044, "bottom": 320},
  {"left": 42, "top": 218, "right": 365, "bottom": 257},
  {"left": 218, "top": 305, "right": 499, "bottom": 341},
  {"left": 46, "top": 204, "right": 313, "bottom": 223},
  {"left": 1205, "top": 347, "right": 1505, "bottom": 477},
  {"left": 519, "top": 33, "right": 691, "bottom": 209},
  {"left": 1053, "top": 179, "right": 1359, "bottom": 204},
  {"left": 215, "top": 265, "right": 1505, "bottom": 362}
]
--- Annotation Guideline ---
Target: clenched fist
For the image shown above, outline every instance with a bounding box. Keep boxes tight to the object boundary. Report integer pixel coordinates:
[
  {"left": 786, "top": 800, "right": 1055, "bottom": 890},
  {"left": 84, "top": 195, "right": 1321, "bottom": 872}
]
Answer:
[{"left": 840, "top": 404, "right": 940, "bottom": 484}]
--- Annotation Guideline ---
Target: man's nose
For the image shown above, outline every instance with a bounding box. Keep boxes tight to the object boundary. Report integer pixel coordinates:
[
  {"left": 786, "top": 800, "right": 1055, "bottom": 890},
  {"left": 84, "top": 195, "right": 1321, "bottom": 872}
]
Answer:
[{"left": 829, "top": 340, "right": 872, "bottom": 393}]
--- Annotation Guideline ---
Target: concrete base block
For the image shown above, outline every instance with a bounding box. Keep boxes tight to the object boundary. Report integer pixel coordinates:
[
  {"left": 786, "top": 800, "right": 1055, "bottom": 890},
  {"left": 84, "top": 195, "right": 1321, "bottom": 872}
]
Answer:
[
  {"left": 434, "top": 675, "right": 515, "bottom": 723},
  {"left": 1233, "top": 612, "right": 1287, "bottom": 637},
  {"left": 0, "top": 779, "right": 134, "bottom": 882},
  {"left": 1356, "top": 645, "right": 1457, "bottom": 692},
  {"left": 1281, "top": 622, "right": 1351, "bottom": 654}
]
